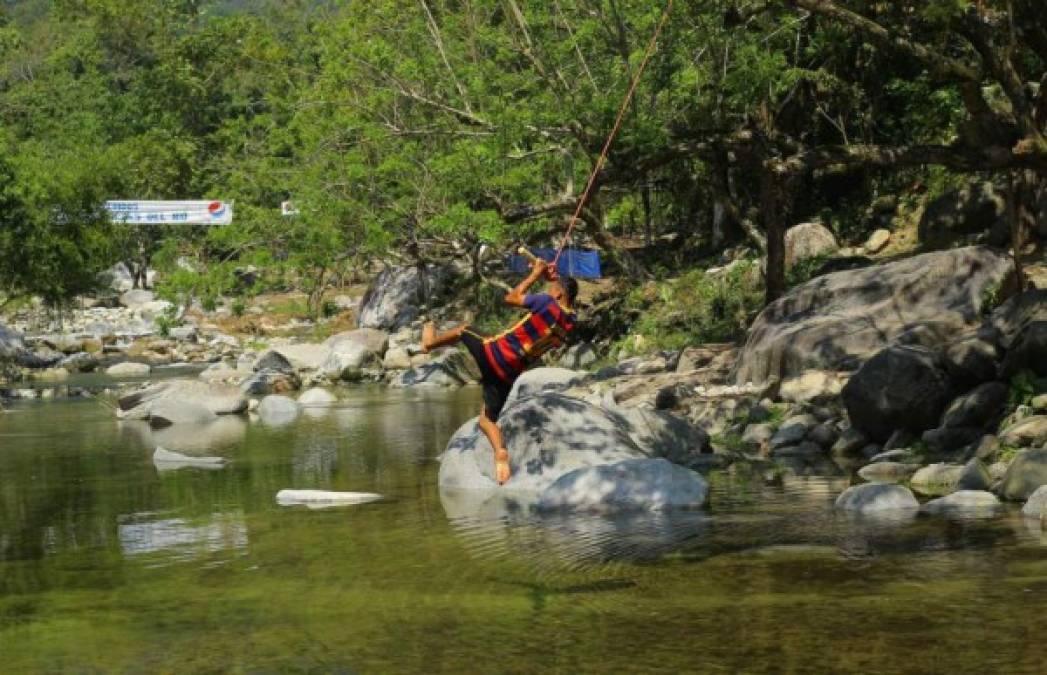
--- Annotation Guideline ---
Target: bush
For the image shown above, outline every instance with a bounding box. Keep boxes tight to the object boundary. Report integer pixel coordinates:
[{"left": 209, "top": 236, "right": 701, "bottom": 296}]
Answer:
[{"left": 613, "top": 260, "right": 763, "bottom": 356}]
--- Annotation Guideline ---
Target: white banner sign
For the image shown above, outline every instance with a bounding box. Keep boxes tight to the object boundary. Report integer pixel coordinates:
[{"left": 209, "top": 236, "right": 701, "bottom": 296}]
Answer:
[{"left": 105, "top": 200, "right": 234, "bottom": 225}]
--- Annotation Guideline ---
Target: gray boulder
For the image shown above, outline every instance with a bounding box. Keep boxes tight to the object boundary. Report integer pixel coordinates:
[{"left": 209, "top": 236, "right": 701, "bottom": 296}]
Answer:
[
  {"left": 324, "top": 328, "right": 389, "bottom": 357},
  {"left": 506, "top": 367, "right": 587, "bottom": 407},
  {"left": 254, "top": 350, "right": 296, "bottom": 375},
  {"left": 240, "top": 370, "right": 299, "bottom": 396},
  {"left": 918, "top": 181, "right": 1006, "bottom": 247},
  {"left": 784, "top": 221, "right": 838, "bottom": 268},
  {"left": 1021, "top": 485, "right": 1047, "bottom": 519},
  {"left": 149, "top": 400, "right": 219, "bottom": 428},
  {"left": 735, "top": 246, "right": 1011, "bottom": 385},
  {"left": 118, "top": 379, "right": 249, "bottom": 419},
  {"left": 835, "top": 483, "right": 920, "bottom": 513},
  {"left": 438, "top": 393, "right": 704, "bottom": 493},
  {"left": 537, "top": 459, "right": 708, "bottom": 513},
  {"left": 358, "top": 265, "right": 454, "bottom": 331},
  {"left": 940, "top": 382, "right": 1008, "bottom": 429},
  {"left": 392, "top": 350, "right": 478, "bottom": 388},
  {"left": 273, "top": 343, "right": 332, "bottom": 372},
  {"left": 921, "top": 490, "right": 1002, "bottom": 517},
  {"left": 998, "top": 448, "right": 1047, "bottom": 501},
  {"left": 842, "top": 345, "right": 955, "bottom": 442}
]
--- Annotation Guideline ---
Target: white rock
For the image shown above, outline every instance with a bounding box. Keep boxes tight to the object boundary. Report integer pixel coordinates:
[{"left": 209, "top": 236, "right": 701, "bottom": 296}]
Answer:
[
  {"left": 106, "top": 362, "right": 152, "bottom": 378},
  {"left": 298, "top": 388, "right": 338, "bottom": 407},
  {"left": 276, "top": 490, "right": 382, "bottom": 509}
]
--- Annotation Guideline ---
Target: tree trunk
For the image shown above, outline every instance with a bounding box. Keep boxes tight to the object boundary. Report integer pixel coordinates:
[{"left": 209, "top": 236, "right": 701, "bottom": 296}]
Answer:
[
  {"left": 761, "top": 168, "right": 787, "bottom": 305},
  {"left": 642, "top": 185, "right": 653, "bottom": 246}
]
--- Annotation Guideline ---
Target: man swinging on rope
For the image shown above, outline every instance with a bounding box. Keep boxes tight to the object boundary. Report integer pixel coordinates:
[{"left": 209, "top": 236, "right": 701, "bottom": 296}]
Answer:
[{"left": 421, "top": 257, "right": 578, "bottom": 485}]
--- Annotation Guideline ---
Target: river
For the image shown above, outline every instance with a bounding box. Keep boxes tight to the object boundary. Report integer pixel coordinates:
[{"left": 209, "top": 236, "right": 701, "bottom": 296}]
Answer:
[{"left": 1, "top": 386, "right": 1046, "bottom": 673}]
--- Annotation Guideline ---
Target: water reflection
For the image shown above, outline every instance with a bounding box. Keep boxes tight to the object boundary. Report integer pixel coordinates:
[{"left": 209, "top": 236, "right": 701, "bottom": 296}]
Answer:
[
  {"left": 440, "top": 487, "right": 710, "bottom": 568},
  {"left": 117, "top": 512, "right": 247, "bottom": 560},
  {"left": 118, "top": 415, "right": 247, "bottom": 455}
]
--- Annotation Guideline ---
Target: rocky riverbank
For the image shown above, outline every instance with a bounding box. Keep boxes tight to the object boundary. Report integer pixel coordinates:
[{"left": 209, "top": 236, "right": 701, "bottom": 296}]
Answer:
[{"left": 3, "top": 246, "right": 1047, "bottom": 526}]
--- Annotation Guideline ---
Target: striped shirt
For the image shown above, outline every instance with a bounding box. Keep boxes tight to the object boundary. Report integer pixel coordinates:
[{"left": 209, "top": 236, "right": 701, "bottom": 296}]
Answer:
[{"left": 483, "top": 294, "right": 576, "bottom": 382}]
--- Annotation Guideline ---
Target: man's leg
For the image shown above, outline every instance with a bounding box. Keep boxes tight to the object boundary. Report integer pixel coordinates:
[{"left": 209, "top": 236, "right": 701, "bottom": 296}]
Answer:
[
  {"left": 477, "top": 407, "right": 511, "bottom": 485},
  {"left": 421, "top": 322, "right": 465, "bottom": 353}
]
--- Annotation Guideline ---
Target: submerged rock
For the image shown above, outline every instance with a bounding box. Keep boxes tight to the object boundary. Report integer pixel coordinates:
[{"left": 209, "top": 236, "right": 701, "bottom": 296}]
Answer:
[
  {"left": 257, "top": 395, "right": 300, "bottom": 425},
  {"left": 537, "top": 458, "right": 708, "bottom": 513}
]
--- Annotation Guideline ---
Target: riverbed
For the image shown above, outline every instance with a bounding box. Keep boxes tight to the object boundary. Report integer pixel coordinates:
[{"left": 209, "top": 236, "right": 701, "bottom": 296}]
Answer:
[{"left": 1, "top": 387, "right": 1046, "bottom": 673}]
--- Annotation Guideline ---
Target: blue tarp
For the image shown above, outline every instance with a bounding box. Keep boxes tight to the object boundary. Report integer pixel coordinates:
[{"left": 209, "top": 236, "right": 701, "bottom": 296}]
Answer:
[{"left": 508, "top": 248, "right": 602, "bottom": 279}]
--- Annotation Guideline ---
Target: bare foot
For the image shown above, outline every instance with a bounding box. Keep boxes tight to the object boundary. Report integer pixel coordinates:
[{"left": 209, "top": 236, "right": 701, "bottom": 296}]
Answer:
[
  {"left": 421, "top": 321, "right": 436, "bottom": 354},
  {"left": 494, "top": 448, "right": 511, "bottom": 485}
]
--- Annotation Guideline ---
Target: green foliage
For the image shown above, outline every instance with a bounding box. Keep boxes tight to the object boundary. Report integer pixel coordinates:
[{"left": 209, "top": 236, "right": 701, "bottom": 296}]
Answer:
[
  {"left": 1008, "top": 370, "right": 1046, "bottom": 409},
  {"left": 615, "top": 260, "right": 763, "bottom": 355}
]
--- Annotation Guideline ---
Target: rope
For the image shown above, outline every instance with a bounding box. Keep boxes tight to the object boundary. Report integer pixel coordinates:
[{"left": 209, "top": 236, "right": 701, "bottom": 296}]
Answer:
[{"left": 552, "top": 0, "right": 675, "bottom": 267}]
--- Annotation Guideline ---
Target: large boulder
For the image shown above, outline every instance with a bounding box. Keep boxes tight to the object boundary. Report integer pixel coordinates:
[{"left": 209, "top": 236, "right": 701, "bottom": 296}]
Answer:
[
  {"left": 118, "top": 379, "right": 249, "bottom": 420},
  {"left": 842, "top": 345, "right": 956, "bottom": 442},
  {"left": 358, "top": 265, "right": 454, "bottom": 331},
  {"left": 272, "top": 343, "right": 332, "bottom": 372},
  {"left": 537, "top": 459, "right": 709, "bottom": 513},
  {"left": 998, "top": 448, "right": 1047, "bottom": 501},
  {"left": 735, "top": 246, "right": 1011, "bottom": 385},
  {"left": 784, "top": 221, "right": 838, "bottom": 268},
  {"left": 918, "top": 181, "right": 1007, "bottom": 247},
  {"left": 254, "top": 350, "right": 296, "bottom": 375},
  {"left": 438, "top": 393, "right": 705, "bottom": 494}
]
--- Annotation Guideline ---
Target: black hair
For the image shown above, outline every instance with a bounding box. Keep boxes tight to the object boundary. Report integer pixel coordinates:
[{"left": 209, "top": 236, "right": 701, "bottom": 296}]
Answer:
[{"left": 560, "top": 276, "right": 579, "bottom": 306}]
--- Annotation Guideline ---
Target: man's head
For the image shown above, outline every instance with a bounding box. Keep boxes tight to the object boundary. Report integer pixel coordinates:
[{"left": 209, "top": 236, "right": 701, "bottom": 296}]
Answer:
[{"left": 549, "top": 276, "right": 579, "bottom": 308}]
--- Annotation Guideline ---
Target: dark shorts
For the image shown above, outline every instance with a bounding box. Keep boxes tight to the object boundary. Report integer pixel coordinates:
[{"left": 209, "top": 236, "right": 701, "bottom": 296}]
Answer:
[{"left": 460, "top": 326, "right": 513, "bottom": 422}]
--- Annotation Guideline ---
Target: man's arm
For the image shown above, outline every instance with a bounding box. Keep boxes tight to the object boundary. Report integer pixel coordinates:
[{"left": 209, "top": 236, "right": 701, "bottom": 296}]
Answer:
[{"left": 504, "top": 258, "right": 549, "bottom": 308}]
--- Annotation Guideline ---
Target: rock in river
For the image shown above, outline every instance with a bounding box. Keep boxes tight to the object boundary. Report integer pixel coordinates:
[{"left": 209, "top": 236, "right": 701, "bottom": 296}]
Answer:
[
  {"left": 834, "top": 483, "right": 920, "bottom": 514},
  {"left": 537, "top": 458, "right": 708, "bottom": 513},
  {"left": 998, "top": 448, "right": 1047, "bottom": 501},
  {"left": 118, "top": 379, "right": 249, "bottom": 421},
  {"left": 438, "top": 392, "right": 707, "bottom": 511}
]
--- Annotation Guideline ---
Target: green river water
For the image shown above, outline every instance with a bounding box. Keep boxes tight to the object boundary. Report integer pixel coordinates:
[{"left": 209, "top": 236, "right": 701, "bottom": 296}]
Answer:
[{"left": 1, "top": 385, "right": 1046, "bottom": 674}]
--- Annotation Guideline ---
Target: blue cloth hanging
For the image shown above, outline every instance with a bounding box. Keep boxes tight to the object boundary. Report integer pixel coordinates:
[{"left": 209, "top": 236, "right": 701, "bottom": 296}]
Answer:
[{"left": 508, "top": 248, "right": 602, "bottom": 279}]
